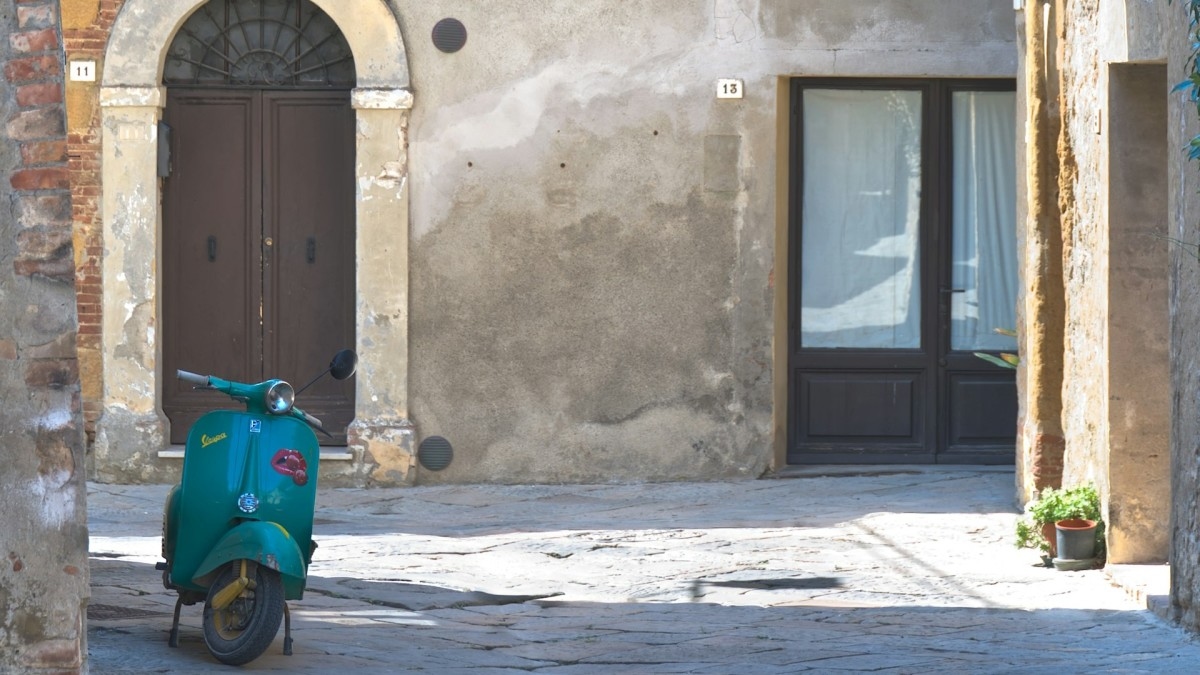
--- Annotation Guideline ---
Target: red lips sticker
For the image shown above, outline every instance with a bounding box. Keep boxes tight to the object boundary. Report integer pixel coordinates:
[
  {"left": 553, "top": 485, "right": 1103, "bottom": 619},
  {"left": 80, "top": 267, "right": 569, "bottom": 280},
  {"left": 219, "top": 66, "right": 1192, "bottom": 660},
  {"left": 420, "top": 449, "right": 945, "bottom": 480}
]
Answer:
[{"left": 271, "top": 449, "right": 309, "bottom": 486}]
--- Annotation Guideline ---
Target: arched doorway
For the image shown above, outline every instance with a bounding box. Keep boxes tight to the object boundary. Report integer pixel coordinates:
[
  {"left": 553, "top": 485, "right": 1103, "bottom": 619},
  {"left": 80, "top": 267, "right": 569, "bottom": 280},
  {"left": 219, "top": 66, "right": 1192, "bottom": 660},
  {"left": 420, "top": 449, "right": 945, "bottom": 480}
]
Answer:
[
  {"left": 96, "top": 0, "right": 419, "bottom": 485},
  {"left": 160, "top": 0, "right": 357, "bottom": 445}
]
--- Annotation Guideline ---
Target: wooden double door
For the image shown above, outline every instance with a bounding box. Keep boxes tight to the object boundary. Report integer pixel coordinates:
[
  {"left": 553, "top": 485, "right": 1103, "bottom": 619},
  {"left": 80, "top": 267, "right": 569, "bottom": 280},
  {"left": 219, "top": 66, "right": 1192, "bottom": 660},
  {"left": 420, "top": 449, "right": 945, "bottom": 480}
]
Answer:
[
  {"left": 162, "top": 88, "right": 355, "bottom": 445},
  {"left": 788, "top": 79, "right": 1018, "bottom": 464}
]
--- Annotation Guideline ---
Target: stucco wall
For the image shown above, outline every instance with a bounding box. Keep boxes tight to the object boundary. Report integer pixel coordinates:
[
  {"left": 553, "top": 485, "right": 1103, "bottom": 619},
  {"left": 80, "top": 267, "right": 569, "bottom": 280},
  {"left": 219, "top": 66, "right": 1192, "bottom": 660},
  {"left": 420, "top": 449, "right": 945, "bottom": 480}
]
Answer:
[
  {"left": 72, "top": 0, "right": 1017, "bottom": 485},
  {"left": 1107, "top": 61, "right": 1170, "bottom": 563},
  {"left": 397, "top": 0, "right": 1017, "bottom": 483}
]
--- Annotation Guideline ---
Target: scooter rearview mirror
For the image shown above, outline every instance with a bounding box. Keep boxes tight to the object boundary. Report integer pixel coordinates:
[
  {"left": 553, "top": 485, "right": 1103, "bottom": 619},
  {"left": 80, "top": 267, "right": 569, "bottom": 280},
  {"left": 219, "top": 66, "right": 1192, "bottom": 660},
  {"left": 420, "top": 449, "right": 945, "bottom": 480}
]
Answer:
[
  {"left": 330, "top": 349, "right": 357, "bottom": 381},
  {"left": 294, "top": 349, "right": 356, "bottom": 396}
]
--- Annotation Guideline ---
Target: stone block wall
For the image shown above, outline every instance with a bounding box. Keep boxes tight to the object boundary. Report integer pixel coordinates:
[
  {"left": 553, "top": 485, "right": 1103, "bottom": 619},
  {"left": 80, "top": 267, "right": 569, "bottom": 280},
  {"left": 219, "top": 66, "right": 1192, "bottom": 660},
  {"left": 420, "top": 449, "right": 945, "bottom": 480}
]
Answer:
[
  {"left": 1051, "top": 1, "right": 1172, "bottom": 563},
  {"left": 1055, "top": 0, "right": 1108, "bottom": 490},
  {"left": 1168, "top": 0, "right": 1200, "bottom": 633},
  {"left": 1017, "top": 0, "right": 1171, "bottom": 563},
  {"left": 0, "top": 0, "right": 90, "bottom": 671}
]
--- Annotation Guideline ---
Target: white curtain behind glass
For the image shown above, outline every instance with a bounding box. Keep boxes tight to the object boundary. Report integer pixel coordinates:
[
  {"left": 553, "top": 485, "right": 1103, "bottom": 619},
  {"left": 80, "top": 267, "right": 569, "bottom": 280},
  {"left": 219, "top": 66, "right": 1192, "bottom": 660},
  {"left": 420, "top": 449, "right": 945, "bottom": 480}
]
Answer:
[
  {"left": 951, "top": 91, "right": 1018, "bottom": 351},
  {"left": 801, "top": 89, "right": 923, "bottom": 349}
]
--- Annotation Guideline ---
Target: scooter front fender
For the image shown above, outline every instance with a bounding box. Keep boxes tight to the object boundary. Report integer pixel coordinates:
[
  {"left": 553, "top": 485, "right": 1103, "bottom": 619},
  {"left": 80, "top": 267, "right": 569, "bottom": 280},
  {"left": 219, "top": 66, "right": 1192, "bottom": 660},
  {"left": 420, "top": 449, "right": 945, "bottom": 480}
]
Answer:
[{"left": 192, "top": 521, "right": 307, "bottom": 600}]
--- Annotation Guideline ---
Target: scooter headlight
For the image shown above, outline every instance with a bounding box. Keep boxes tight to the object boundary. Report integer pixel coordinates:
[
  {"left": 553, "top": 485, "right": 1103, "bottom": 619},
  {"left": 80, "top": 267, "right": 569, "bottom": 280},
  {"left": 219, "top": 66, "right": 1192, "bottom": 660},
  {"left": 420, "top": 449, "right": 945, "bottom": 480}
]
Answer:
[{"left": 265, "top": 381, "right": 295, "bottom": 415}]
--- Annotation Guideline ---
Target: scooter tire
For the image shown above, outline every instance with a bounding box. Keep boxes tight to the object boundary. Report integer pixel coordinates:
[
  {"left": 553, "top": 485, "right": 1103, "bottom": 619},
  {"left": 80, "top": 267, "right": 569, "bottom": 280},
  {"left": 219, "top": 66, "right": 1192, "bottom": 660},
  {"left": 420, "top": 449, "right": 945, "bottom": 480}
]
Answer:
[{"left": 202, "top": 561, "right": 285, "bottom": 665}]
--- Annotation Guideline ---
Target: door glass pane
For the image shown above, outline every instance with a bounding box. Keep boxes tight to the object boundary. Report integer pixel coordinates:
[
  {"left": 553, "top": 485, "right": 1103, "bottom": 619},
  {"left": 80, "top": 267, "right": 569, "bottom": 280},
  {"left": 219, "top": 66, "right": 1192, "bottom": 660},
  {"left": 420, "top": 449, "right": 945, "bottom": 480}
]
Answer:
[
  {"left": 801, "top": 89, "right": 923, "bottom": 349},
  {"left": 950, "top": 91, "right": 1018, "bottom": 351}
]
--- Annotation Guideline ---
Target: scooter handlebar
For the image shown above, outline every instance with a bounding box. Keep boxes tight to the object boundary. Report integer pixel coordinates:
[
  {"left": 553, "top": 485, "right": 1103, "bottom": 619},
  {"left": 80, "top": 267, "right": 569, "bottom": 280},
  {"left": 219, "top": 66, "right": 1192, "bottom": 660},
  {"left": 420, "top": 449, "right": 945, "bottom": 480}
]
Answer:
[
  {"left": 176, "top": 370, "right": 210, "bottom": 387},
  {"left": 295, "top": 408, "right": 332, "bottom": 438}
]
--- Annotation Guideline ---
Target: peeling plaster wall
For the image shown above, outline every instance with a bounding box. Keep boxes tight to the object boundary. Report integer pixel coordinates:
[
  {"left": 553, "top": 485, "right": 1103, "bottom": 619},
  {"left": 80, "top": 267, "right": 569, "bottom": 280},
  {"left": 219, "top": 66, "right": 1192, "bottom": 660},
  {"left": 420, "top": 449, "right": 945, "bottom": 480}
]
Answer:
[
  {"left": 398, "top": 0, "right": 1017, "bottom": 483},
  {"left": 74, "top": 0, "right": 1016, "bottom": 486}
]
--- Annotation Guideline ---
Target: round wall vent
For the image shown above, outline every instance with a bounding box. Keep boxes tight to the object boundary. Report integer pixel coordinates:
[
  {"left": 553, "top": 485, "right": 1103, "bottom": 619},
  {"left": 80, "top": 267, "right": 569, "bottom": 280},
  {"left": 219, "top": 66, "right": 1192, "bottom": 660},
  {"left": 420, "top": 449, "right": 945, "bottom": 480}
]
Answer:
[
  {"left": 417, "top": 435, "right": 454, "bottom": 471},
  {"left": 432, "top": 18, "right": 467, "bottom": 53}
]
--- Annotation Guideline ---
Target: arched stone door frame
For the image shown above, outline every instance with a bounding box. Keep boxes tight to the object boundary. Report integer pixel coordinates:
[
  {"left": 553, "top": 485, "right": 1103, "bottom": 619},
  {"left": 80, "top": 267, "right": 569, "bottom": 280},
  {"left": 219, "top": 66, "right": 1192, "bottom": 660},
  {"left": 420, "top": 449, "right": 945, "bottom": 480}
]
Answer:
[{"left": 95, "top": 0, "right": 417, "bottom": 485}]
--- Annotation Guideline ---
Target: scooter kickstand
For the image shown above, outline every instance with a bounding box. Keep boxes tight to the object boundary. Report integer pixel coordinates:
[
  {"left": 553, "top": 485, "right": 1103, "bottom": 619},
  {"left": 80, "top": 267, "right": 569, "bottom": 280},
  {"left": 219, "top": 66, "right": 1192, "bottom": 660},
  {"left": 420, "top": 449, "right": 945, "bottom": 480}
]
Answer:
[
  {"left": 282, "top": 602, "right": 293, "bottom": 655},
  {"left": 168, "top": 596, "right": 184, "bottom": 648}
]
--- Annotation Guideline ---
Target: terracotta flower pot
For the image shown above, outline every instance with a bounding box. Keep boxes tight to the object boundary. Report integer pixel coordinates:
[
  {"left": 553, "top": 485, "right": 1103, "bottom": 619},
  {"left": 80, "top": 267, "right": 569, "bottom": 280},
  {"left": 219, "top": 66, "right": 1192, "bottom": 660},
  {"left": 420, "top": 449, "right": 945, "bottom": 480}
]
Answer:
[{"left": 1040, "top": 521, "right": 1058, "bottom": 558}]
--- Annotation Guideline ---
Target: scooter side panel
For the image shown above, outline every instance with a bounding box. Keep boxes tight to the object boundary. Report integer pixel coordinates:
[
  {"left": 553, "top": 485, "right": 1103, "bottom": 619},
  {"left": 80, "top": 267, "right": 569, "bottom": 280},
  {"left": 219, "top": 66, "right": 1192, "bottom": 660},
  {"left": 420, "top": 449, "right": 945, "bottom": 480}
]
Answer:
[
  {"left": 255, "top": 414, "right": 320, "bottom": 560},
  {"left": 169, "top": 410, "right": 319, "bottom": 594},
  {"left": 162, "top": 484, "right": 180, "bottom": 563}
]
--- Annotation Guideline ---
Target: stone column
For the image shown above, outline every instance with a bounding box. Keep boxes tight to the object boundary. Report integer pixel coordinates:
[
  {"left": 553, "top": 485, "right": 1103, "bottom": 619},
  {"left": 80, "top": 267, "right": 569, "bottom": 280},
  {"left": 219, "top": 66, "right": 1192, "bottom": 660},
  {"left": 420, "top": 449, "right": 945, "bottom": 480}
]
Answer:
[
  {"left": 92, "top": 85, "right": 172, "bottom": 483},
  {"left": 1, "top": 0, "right": 90, "bottom": 669},
  {"left": 346, "top": 87, "right": 417, "bottom": 487},
  {"left": 1016, "top": 0, "right": 1066, "bottom": 502}
]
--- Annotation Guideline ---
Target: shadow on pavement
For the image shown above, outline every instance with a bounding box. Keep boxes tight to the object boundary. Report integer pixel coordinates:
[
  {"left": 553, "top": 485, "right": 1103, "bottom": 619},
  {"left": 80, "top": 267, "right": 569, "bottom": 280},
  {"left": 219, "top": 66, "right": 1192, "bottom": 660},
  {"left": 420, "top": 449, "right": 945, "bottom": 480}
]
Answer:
[{"left": 89, "top": 581, "right": 1199, "bottom": 674}]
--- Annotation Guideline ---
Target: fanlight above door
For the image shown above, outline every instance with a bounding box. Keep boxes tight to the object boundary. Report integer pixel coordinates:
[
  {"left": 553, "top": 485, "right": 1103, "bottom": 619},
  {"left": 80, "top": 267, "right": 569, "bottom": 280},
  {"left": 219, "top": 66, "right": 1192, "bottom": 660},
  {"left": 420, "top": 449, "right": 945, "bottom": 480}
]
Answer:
[{"left": 164, "top": 0, "right": 355, "bottom": 88}]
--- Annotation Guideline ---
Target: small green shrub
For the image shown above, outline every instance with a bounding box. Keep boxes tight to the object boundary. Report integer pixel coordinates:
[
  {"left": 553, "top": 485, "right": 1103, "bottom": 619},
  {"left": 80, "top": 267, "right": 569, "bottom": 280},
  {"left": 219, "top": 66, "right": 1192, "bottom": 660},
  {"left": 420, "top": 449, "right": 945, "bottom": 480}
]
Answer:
[{"left": 1015, "top": 483, "right": 1104, "bottom": 557}]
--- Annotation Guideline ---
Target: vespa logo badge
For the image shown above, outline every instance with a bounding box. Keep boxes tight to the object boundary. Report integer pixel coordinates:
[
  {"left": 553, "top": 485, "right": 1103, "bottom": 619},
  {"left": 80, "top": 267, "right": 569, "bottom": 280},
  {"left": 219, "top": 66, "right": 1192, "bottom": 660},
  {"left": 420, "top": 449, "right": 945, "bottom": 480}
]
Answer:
[
  {"left": 200, "top": 432, "right": 227, "bottom": 448},
  {"left": 249, "top": 419, "right": 262, "bottom": 434},
  {"left": 237, "top": 493, "right": 259, "bottom": 513}
]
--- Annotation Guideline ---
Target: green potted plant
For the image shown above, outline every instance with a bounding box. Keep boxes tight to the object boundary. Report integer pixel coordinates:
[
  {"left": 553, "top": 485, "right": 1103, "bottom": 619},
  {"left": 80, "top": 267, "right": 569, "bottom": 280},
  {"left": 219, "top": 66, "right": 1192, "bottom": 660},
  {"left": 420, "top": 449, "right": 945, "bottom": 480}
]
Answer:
[
  {"left": 973, "top": 328, "right": 1019, "bottom": 369},
  {"left": 1015, "top": 483, "right": 1104, "bottom": 565}
]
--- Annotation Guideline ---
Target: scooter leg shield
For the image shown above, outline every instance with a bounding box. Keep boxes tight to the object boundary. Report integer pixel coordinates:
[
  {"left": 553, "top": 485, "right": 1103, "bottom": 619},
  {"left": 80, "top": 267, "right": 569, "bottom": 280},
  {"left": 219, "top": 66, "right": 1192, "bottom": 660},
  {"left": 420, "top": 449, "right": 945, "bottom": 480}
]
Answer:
[{"left": 192, "top": 522, "right": 308, "bottom": 600}]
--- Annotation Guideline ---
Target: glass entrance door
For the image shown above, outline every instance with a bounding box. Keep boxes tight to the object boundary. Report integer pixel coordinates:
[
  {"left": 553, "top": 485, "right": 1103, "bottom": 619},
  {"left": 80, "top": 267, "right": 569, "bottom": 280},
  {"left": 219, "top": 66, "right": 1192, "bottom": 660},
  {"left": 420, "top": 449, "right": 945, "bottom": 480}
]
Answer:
[
  {"left": 800, "top": 89, "right": 923, "bottom": 350},
  {"left": 789, "top": 79, "right": 1017, "bottom": 464}
]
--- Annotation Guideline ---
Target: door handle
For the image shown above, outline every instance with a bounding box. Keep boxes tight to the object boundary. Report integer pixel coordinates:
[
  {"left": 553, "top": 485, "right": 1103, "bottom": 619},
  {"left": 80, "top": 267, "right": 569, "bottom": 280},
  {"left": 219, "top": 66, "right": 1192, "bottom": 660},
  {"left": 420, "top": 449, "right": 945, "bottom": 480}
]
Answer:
[
  {"left": 939, "top": 288, "right": 966, "bottom": 294},
  {"left": 207, "top": 235, "right": 216, "bottom": 262},
  {"left": 306, "top": 237, "right": 316, "bottom": 264}
]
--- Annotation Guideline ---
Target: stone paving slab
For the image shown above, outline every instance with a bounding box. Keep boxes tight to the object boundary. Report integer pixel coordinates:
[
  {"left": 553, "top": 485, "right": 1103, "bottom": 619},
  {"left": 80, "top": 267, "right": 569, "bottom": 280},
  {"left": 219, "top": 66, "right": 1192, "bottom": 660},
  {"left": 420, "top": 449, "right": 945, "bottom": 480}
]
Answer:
[{"left": 85, "top": 468, "right": 1200, "bottom": 673}]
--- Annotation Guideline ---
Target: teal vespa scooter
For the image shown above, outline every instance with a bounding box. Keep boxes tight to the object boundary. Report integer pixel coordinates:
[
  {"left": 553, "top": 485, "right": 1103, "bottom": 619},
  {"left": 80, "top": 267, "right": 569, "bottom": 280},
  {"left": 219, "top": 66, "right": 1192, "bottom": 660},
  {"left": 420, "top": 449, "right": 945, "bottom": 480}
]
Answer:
[{"left": 157, "top": 349, "right": 356, "bottom": 665}]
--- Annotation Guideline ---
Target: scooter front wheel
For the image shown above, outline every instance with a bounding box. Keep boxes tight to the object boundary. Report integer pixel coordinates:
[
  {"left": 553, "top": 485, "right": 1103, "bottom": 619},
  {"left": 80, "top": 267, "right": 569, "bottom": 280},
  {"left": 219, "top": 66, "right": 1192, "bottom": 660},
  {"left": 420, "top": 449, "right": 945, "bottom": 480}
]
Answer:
[{"left": 202, "top": 561, "right": 285, "bottom": 665}]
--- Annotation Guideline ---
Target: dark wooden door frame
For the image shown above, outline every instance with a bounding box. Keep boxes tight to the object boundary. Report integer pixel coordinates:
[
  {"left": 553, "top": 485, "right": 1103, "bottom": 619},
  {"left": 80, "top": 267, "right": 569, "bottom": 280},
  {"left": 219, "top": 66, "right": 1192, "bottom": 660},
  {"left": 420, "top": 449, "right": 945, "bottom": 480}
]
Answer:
[{"left": 786, "top": 77, "right": 1017, "bottom": 465}]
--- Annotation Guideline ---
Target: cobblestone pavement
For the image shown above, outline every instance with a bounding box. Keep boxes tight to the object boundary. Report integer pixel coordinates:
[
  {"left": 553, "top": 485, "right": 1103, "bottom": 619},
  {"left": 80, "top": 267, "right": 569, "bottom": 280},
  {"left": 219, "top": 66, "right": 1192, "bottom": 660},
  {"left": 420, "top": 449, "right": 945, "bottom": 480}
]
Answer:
[{"left": 86, "top": 467, "right": 1199, "bottom": 673}]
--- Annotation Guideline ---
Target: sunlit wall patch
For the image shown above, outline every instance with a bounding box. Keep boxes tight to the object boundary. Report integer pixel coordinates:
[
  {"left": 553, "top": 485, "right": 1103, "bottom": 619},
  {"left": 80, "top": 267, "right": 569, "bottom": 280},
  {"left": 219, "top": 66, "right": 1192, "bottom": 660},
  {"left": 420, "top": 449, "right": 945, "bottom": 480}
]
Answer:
[{"left": 238, "top": 492, "right": 259, "bottom": 513}]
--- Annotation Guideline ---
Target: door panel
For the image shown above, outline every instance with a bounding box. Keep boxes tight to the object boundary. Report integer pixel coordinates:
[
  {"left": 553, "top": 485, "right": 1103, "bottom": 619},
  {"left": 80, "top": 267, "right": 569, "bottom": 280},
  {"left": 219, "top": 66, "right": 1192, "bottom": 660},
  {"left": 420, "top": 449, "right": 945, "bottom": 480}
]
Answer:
[
  {"left": 791, "top": 83, "right": 934, "bottom": 461},
  {"left": 164, "top": 88, "right": 355, "bottom": 445},
  {"left": 264, "top": 91, "right": 356, "bottom": 443},
  {"left": 789, "top": 79, "right": 1016, "bottom": 465},
  {"left": 163, "top": 91, "right": 262, "bottom": 442},
  {"left": 941, "top": 88, "right": 1019, "bottom": 458},
  {"left": 803, "top": 373, "right": 921, "bottom": 439},
  {"left": 946, "top": 375, "right": 1018, "bottom": 447}
]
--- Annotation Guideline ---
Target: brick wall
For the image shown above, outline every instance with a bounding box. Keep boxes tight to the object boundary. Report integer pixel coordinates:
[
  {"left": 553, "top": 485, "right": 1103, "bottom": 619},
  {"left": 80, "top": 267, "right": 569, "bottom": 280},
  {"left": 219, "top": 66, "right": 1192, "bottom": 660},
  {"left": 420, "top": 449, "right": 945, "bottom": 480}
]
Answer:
[
  {"left": 62, "top": 0, "right": 121, "bottom": 443},
  {"left": 9, "top": 2, "right": 72, "bottom": 278}
]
